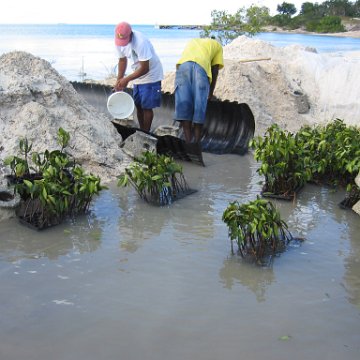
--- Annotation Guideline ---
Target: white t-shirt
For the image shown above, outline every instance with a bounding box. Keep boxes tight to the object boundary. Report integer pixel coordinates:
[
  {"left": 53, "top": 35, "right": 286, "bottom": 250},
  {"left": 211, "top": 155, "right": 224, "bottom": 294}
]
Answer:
[{"left": 116, "top": 30, "right": 164, "bottom": 85}]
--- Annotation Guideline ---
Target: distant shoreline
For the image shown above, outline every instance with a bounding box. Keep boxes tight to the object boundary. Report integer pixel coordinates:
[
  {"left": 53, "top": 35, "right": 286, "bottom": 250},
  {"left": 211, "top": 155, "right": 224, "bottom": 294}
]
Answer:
[
  {"left": 157, "top": 25, "right": 204, "bottom": 30},
  {"left": 263, "top": 26, "right": 360, "bottom": 39},
  {"left": 158, "top": 24, "right": 360, "bottom": 38}
]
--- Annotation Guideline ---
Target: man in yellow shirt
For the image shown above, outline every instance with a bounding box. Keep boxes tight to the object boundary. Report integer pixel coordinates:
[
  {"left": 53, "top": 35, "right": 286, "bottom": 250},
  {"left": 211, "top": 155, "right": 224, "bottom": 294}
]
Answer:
[{"left": 174, "top": 38, "right": 224, "bottom": 143}]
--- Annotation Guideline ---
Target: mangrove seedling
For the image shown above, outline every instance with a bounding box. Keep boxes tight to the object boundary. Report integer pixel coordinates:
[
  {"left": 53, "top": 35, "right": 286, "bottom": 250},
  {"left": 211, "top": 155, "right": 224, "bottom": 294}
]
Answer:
[
  {"left": 118, "top": 151, "right": 191, "bottom": 205},
  {"left": 250, "top": 124, "right": 311, "bottom": 199},
  {"left": 296, "top": 119, "right": 360, "bottom": 208},
  {"left": 296, "top": 118, "right": 360, "bottom": 188},
  {"left": 5, "top": 128, "right": 106, "bottom": 229},
  {"left": 222, "top": 197, "right": 296, "bottom": 265}
]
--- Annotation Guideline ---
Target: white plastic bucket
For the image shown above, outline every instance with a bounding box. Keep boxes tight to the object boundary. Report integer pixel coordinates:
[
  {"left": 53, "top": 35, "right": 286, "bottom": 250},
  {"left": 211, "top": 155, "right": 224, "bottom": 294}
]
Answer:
[{"left": 107, "top": 91, "right": 135, "bottom": 119}]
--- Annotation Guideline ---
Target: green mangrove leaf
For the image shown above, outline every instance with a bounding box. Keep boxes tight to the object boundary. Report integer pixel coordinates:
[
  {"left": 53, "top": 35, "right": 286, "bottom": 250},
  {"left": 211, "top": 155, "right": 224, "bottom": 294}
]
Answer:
[{"left": 278, "top": 335, "right": 292, "bottom": 341}]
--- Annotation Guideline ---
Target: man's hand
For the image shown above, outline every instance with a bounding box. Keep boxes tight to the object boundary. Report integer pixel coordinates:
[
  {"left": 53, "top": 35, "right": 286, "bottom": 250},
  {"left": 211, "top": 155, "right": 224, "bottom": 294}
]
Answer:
[{"left": 115, "top": 77, "right": 129, "bottom": 91}]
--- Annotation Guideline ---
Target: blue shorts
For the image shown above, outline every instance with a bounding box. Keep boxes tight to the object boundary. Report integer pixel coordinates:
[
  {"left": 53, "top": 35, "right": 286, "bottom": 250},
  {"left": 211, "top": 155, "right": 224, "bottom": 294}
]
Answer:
[
  {"left": 174, "top": 62, "right": 210, "bottom": 124},
  {"left": 133, "top": 81, "right": 162, "bottom": 109}
]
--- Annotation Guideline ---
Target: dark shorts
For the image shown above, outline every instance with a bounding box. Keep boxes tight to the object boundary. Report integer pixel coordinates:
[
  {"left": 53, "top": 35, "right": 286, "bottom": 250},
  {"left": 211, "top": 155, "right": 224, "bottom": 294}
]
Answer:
[
  {"left": 133, "top": 81, "right": 162, "bottom": 109},
  {"left": 174, "top": 62, "right": 210, "bottom": 124}
]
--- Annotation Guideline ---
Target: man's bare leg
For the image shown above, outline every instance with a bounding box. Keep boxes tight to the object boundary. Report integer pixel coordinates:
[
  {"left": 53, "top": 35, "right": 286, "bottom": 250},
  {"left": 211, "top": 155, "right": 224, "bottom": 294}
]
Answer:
[
  {"left": 193, "top": 124, "right": 203, "bottom": 143},
  {"left": 136, "top": 106, "right": 153, "bottom": 132},
  {"left": 142, "top": 109, "right": 154, "bottom": 132},
  {"left": 181, "top": 121, "right": 193, "bottom": 143}
]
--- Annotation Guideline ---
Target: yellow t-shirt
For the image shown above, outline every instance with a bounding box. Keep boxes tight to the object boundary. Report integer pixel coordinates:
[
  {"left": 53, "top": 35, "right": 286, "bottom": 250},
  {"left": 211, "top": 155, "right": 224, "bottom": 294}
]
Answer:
[{"left": 177, "top": 38, "right": 224, "bottom": 83}]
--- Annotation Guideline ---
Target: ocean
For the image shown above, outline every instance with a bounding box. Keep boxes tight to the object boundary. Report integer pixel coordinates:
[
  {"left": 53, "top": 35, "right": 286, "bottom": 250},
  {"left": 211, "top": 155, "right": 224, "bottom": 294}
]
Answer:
[{"left": 1, "top": 24, "right": 360, "bottom": 81}]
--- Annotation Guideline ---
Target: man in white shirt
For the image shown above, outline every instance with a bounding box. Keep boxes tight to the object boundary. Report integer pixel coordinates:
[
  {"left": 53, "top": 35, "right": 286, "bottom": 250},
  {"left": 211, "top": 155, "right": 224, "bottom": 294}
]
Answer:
[{"left": 114, "top": 22, "right": 164, "bottom": 132}]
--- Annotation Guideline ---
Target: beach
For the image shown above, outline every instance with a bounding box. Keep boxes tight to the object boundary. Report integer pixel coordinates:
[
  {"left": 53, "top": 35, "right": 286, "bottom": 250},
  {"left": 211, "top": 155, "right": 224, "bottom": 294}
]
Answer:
[
  {"left": 1, "top": 34, "right": 360, "bottom": 180},
  {"left": 304, "top": 29, "right": 360, "bottom": 38},
  {"left": 263, "top": 27, "right": 360, "bottom": 39},
  {"left": 0, "top": 31, "right": 360, "bottom": 360}
]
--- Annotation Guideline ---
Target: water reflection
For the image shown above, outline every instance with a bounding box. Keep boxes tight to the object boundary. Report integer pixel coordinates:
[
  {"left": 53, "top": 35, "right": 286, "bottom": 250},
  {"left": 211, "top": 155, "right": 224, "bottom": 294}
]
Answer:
[
  {"left": 116, "top": 187, "right": 169, "bottom": 252},
  {"left": 0, "top": 213, "right": 102, "bottom": 262},
  {"left": 170, "top": 155, "right": 255, "bottom": 244},
  {"left": 169, "top": 191, "right": 216, "bottom": 241},
  {"left": 281, "top": 184, "right": 347, "bottom": 237},
  {"left": 219, "top": 256, "right": 275, "bottom": 302},
  {"left": 343, "top": 211, "right": 360, "bottom": 307}
]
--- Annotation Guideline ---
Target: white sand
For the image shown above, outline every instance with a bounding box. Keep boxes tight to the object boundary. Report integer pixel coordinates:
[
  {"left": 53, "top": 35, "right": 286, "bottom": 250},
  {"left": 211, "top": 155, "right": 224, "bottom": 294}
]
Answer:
[{"left": 0, "top": 51, "right": 131, "bottom": 183}]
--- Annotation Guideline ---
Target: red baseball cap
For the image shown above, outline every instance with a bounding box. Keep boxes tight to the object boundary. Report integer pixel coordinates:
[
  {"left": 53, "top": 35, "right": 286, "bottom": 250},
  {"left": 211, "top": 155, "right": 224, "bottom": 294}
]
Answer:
[{"left": 115, "top": 22, "right": 132, "bottom": 46}]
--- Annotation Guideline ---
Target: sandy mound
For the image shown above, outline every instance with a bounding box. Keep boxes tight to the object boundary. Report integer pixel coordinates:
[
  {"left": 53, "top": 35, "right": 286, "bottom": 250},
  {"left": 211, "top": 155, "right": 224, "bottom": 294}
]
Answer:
[
  {"left": 0, "top": 51, "right": 131, "bottom": 183},
  {"left": 162, "top": 36, "right": 360, "bottom": 135}
]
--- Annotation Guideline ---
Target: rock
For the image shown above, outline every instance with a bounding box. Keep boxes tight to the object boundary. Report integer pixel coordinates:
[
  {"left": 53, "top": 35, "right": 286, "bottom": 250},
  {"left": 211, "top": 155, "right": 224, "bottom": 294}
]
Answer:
[
  {"left": 353, "top": 200, "right": 360, "bottom": 216},
  {"left": 0, "top": 186, "right": 21, "bottom": 221},
  {"left": 121, "top": 131, "right": 158, "bottom": 159},
  {"left": 153, "top": 125, "right": 180, "bottom": 137},
  {"left": 355, "top": 171, "right": 360, "bottom": 188}
]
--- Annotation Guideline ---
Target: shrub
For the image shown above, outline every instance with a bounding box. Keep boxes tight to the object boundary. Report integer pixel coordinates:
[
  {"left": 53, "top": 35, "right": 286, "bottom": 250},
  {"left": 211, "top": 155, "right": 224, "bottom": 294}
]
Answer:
[
  {"left": 305, "top": 15, "right": 345, "bottom": 33},
  {"left": 118, "top": 151, "right": 191, "bottom": 205},
  {"left": 316, "top": 15, "right": 345, "bottom": 33},
  {"left": 296, "top": 119, "right": 360, "bottom": 187},
  {"left": 5, "top": 128, "right": 106, "bottom": 229},
  {"left": 296, "top": 119, "right": 360, "bottom": 207},
  {"left": 250, "top": 124, "right": 311, "bottom": 198},
  {"left": 222, "top": 197, "right": 295, "bottom": 264}
]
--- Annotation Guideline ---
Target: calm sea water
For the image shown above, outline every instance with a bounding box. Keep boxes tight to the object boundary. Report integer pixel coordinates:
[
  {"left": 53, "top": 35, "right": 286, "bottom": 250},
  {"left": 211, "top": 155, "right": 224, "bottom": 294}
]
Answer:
[{"left": 1, "top": 24, "right": 360, "bottom": 81}]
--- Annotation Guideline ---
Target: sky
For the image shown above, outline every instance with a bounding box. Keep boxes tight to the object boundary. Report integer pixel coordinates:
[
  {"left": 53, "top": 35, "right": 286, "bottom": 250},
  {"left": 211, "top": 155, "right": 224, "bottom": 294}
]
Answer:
[{"left": 1, "top": 0, "right": 308, "bottom": 25}]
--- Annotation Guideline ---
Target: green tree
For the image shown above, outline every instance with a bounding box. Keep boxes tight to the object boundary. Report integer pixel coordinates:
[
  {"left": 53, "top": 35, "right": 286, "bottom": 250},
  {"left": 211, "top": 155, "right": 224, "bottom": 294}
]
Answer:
[
  {"left": 269, "top": 0, "right": 359, "bottom": 32},
  {"left": 277, "top": 2, "right": 297, "bottom": 15},
  {"left": 354, "top": 0, "right": 360, "bottom": 16},
  {"left": 299, "top": 1, "right": 326, "bottom": 17},
  {"left": 300, "top": 1, "right": 316, "bottom": 15},
  {"left": 244, "top": 5, "right": 271, "bottom": 31},
  {"left": 200, "top": 6, "right": 270, "bottom": 45},
  {"left": 322, "top": 0, "right": 354, "bottom": 16},
  {"left": 271, "top": 14, "right": 293, "bottom": 27}
]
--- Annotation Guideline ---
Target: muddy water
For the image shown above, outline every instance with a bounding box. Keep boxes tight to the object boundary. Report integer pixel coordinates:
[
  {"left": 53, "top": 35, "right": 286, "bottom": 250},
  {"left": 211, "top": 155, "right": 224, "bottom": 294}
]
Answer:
[{"left": 0, "top": 153, "right": 359, "bottom": 360}]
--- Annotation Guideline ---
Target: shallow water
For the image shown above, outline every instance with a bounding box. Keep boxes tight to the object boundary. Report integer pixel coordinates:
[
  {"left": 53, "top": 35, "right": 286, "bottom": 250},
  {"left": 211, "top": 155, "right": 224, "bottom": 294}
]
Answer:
[{"left": 0, "top": 153, "right": 359, "bottom": 360}]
